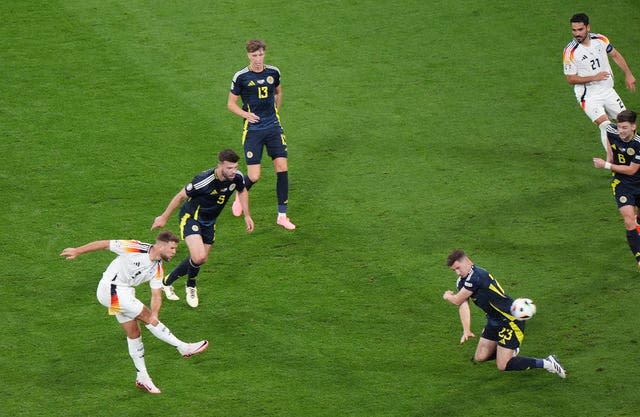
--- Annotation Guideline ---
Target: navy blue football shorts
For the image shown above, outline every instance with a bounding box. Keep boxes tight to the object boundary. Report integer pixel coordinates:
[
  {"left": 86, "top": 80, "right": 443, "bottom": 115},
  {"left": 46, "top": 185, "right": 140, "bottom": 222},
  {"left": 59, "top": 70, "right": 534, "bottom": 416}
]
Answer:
[
  {"left": 179, "top": 215, "right": 215, "bottom": 245},
  {"left": 481, "top": 319, "right": 525, "bottom": 350},
  {"left": 242, "top": 126, "right": 288, "bottom": 165},
  {"left": 611, "top": 179, "right": 640, "bottom": 209}
]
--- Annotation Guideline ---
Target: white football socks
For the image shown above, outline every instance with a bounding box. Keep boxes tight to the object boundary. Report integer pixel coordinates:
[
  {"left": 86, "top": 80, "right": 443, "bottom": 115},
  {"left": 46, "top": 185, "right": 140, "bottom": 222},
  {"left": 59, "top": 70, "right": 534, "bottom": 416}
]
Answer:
[
  {"left": 599, "top": 120, "right": 612, "bottom": 154},
  {"left": 127, "top": 336, "right": 148, "bottom": 379},
  {"left": 145, "top": 321, "right": 183, "bottom": 348}
]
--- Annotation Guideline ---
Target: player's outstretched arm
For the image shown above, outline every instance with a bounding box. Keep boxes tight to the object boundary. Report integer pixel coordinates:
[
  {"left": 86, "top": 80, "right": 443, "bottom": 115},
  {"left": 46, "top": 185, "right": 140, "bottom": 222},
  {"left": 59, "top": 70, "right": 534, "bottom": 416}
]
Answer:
[
  {"left": 152, "top": 189, "right": 187, "bottom": 230},
  {"left": 60, "top": 240, "right": 110, "bottom": 260}
]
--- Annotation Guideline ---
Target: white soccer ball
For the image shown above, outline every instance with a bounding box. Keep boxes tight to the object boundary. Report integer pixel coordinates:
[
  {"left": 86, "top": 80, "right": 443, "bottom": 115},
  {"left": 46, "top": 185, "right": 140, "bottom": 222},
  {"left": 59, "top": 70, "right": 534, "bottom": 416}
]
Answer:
[{"left": 510, "top": 298, "right": 536, "bottom": 321}]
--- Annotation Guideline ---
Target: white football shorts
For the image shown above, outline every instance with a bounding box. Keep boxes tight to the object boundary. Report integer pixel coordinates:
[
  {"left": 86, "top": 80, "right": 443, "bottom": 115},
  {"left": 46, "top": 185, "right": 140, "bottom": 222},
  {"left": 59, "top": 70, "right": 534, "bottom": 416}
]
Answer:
[
  {"left": 580, "top": 88, "right": 625, "bottom": 122},
  {"left": 96, "top": 278, "right": 144, "bottom": 323}
]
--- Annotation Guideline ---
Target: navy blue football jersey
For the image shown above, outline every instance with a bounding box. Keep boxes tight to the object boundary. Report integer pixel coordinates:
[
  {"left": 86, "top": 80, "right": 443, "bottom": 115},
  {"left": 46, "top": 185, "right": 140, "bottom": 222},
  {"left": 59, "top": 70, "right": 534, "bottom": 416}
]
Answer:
[
  {"left": 230, "top": 65, "right": 281, "bottom": 131},
  {"left": 607, "top": 124, "right": 640, "bottom": 185},
  {"left": 456, "top": 265, "right": 514, "bottom": 322},
  {"left": 178, "top": 169, "right": 246, "bottom": 225}
]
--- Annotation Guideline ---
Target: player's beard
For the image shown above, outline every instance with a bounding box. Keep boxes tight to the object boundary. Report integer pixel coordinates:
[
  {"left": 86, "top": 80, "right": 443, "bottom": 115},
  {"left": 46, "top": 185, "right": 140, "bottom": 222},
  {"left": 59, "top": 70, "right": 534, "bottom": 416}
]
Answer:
[
  {"left": 621, "top": 132, "right": 636, "bottom": 141},
  {"left": 575, "top": 32, "right": 589, "bottom": 44}
]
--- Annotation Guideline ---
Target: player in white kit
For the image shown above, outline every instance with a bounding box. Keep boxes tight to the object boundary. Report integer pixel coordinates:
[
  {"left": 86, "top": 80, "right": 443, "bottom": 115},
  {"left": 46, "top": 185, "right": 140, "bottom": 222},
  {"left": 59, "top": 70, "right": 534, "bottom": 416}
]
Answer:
[
  {"left": 562, "top": 13, "right": 636, "bottom": 156},
  {"left": 60, "top": 231, "right": 209, "bottom": 394}
]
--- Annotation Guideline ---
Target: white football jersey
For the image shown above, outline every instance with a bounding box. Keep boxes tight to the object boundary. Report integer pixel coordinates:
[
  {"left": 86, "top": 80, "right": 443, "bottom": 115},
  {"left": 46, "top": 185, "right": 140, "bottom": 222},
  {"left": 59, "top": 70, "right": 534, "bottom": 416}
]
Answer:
[
  {"left": 563, "top": 33, "right": 615, "bottom": 97},
  {"left": 100, "top": 240, "right": 164, "bottom": 288}
]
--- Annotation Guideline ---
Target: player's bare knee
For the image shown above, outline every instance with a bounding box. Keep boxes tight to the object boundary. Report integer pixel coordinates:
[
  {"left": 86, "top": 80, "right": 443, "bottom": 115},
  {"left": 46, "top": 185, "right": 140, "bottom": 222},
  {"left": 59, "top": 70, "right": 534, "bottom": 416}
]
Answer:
[
  {"left": 191, "top": 254, "right": 208, "bottom": 265},
  {"left": 274, "top": 161, "right": 288, "bottom": 172},
  {"left": 125, "top": 325, "right": 142, "bottom": 339},
  {"left": 495, "top": 354, "right": 513, "bottom": 371},
  {"left": 622, "top": 215, "right": 637, "bottom": 229},
  {"left": 473, "top": 354, "right": 488, "bottom": 363}
]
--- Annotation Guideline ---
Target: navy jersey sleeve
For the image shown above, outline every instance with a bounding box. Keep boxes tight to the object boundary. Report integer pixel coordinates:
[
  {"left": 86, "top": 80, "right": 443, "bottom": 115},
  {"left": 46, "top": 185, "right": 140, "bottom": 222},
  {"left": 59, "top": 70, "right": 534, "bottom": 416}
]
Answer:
[
  {"left": 456, "top": 274, "right": 478, "bottom": 295},
  {"left": 234, "top": 173, "right": 246, "bottom": 193},
  {"left": 273, "top": 68, "right": 281, "bottom": 87},
  {"left": 230, "top": 72, "right": 243, "bottom": 96},
  {"left": 631, "top": 140, "right": 640, "bottom": 165},
  {"left": 184, "top": 171, "right": 212, "bottom": 198},
  {"left": 460, "top": 267, "right": 490, "bottom": 295},
  {"left": 455, "top": 277, "right": 463, "bottom": 291},
  {"left": 460, "top": 275, "right": 478, "bottom": 295}
]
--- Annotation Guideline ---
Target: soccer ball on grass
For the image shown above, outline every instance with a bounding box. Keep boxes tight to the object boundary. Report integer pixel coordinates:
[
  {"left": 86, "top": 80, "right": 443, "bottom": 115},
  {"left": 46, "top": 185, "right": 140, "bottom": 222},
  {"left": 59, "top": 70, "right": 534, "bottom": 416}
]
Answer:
[{"left": 510, "top": 298, "right": 536, "bottom": 320}]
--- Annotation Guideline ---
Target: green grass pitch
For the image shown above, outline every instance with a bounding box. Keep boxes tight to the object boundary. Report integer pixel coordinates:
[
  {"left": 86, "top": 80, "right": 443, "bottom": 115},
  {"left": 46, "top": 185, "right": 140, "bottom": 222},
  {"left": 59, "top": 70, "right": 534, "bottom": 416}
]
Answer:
[{"left": 2, "top": 1, "right": 640, "bottom": 416}]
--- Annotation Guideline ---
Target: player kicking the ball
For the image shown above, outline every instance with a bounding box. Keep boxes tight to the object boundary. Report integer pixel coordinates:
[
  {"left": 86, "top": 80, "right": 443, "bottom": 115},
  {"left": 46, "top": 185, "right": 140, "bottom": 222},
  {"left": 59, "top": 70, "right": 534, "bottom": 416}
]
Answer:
[
  {"left": 442, "top": 250, "right": 566, "bottom": 378},
  {"left": 60, "top": 231, "right": 209, "bottom": 394}
]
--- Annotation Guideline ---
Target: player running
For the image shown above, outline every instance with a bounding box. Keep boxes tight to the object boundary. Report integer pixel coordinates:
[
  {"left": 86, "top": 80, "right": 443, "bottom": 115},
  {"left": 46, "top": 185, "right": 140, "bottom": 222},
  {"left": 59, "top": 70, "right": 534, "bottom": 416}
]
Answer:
[
  {"left": 563, "top": 13, "right": 636, "bottom": 156},
  {"left": 151, "top": 149, "right": 253, "bottom": 307},
  {"left": 592, "top": 110, "right": 640, "bottom": 268}
]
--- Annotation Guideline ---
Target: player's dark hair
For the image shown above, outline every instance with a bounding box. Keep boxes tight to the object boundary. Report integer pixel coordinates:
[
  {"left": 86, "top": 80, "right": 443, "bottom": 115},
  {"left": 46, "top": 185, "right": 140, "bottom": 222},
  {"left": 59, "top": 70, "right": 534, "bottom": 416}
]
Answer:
[
  {"left": 570, "top": 13, "right": 589, "bottom": 25},
  {"left": 156, "top": 231, "right": 179, "bottom": 243},
  {"left": 218, "top": 148, "right": 240, "bottom": 164},
  {"left": 246, "top": 39, "right": 266, "bottom": 53},
  {"left": 617, "top": 110, "right": 637, "bottom": 124},
  {"left": 446, "top": 249, "right": 467, "bottom": 267}
]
